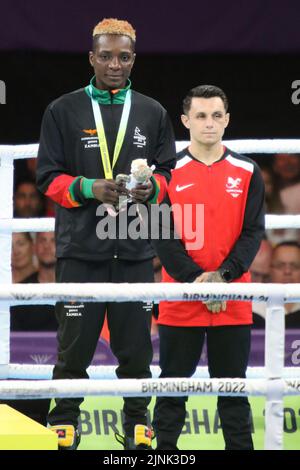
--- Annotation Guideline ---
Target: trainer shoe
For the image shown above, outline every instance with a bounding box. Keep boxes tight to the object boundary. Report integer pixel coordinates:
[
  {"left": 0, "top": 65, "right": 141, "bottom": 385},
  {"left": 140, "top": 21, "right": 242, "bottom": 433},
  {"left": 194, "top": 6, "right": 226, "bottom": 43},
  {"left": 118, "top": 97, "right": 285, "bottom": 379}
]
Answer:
[
  {"left": 115, "top": 424, "right": 154, "bottom": 450},
  {"left": 48, "top": 424, "right": 81, "bottom": 450},
  {"left": 134, "top": 424, "right": 153, "bottom": 449}
]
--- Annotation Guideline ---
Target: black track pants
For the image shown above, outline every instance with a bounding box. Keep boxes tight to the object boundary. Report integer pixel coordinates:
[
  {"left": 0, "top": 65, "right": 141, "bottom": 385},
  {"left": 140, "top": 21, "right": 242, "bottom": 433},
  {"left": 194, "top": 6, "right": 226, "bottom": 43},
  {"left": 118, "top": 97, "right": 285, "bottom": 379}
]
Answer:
[
  {"left": 47, "top": 258, "right": 153, "bottom": 436},
  {"left": 153, "top": 324, "right": 253, "bottom": 450}
]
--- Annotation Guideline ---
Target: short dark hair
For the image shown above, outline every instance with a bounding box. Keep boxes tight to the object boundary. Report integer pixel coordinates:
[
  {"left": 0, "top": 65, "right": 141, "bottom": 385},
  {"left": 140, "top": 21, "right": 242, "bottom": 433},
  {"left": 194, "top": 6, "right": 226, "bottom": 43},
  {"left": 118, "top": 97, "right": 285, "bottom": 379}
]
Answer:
[
  {"left": 183, "top": 85, "right": 229, "bottom": 114},
  {"left": 15, "top": 232, "right": 33, "bottom": 243},
  {"left": 274, "top": 240, "right": 300, "bottom": 251}
]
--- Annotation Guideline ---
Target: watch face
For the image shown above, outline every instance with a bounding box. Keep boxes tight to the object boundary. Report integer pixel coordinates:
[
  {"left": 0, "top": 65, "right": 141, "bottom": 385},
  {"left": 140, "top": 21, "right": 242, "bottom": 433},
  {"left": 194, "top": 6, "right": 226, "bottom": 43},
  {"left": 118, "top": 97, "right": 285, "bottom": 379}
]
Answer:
[{"left": 222, "top": 270, "right": 231, "bottom": 282}]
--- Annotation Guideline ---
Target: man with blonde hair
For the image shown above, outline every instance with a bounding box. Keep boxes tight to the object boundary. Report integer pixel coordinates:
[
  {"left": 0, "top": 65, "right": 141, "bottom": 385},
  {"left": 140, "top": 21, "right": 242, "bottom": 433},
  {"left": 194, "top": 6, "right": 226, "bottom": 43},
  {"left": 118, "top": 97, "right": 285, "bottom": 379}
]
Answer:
[{"left": 37, "top": 18, "right": 176, "bottom": 450}]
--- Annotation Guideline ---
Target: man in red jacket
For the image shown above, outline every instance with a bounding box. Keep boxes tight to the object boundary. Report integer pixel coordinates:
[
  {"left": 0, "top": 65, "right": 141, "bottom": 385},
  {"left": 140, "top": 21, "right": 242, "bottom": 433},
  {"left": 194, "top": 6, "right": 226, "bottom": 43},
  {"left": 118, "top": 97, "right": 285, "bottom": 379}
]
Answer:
[{"left": 151, "top": 85, "right": 265, "bottom": 450}]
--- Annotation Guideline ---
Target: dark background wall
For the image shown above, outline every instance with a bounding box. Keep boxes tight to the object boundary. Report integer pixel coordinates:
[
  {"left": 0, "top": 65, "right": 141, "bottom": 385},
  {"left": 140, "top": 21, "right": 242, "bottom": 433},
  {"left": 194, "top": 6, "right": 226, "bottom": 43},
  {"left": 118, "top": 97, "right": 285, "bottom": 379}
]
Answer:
[{"left": 1, "top": 1, "right": 300, "bottom": 143}]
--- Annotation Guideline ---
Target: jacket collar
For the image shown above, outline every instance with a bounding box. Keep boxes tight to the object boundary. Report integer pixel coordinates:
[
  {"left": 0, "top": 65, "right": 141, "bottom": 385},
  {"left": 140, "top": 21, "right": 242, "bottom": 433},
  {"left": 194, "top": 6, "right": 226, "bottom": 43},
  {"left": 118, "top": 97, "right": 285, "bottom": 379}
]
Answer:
[{"left": 85, "top": 76, "right": 131, "bottom": 104}]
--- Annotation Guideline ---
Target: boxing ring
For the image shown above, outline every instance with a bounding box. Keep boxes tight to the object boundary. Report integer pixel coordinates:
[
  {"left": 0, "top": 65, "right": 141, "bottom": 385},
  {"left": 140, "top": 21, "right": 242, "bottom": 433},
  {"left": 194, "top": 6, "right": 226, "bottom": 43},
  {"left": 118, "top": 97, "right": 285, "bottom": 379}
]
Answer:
[{"left": 1, "top": 140, "right": 300, "bottom": 450}]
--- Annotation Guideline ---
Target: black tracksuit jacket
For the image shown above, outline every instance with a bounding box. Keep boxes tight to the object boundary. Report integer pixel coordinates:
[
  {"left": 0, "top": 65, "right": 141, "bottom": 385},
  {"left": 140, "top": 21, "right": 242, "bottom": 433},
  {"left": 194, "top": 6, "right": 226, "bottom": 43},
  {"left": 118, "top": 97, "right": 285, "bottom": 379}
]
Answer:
[{"left": 36, "top": 87, "right": 176, "bottom": 261}]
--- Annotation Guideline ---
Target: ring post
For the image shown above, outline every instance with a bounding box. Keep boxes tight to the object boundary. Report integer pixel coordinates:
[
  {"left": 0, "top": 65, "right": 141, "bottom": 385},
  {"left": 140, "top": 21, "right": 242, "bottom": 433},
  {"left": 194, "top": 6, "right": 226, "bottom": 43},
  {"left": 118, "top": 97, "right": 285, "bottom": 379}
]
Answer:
[{"left": 264, "top": 289, "right": 285, "bottom": 450}]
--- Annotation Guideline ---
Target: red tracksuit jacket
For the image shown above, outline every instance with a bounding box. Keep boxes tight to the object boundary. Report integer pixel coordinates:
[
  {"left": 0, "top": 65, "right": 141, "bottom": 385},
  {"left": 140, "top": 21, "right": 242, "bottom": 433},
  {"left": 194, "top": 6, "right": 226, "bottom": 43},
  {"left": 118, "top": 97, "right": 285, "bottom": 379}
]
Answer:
[{"left": 152, "top": 146, "right": 265, "bottom": 327}]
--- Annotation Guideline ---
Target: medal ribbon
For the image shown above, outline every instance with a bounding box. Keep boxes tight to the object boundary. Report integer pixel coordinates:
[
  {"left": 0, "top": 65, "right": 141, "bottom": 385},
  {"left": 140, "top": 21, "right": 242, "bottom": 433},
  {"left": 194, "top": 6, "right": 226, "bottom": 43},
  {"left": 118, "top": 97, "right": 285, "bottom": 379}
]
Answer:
[{"left": 90, "top": 87, "right": 132, "bottom": 179}]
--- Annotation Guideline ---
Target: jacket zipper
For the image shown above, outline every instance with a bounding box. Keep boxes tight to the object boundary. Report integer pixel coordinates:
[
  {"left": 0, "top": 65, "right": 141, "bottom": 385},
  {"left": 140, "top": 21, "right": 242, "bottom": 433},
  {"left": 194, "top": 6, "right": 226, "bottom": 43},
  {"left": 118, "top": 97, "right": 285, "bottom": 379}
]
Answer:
[
  {"left": 207, "top": 165, "right": 214, "bottom": 327},
  {"left": 110, "top": 92, "right": 119, "bottom": 260}
]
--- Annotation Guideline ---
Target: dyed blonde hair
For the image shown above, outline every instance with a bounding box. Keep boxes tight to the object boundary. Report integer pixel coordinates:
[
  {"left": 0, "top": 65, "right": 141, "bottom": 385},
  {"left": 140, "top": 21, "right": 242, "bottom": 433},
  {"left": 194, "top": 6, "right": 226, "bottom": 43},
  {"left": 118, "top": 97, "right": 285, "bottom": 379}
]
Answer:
[{"left": 93, "top": 18, "right": 136, "bottom": 42}]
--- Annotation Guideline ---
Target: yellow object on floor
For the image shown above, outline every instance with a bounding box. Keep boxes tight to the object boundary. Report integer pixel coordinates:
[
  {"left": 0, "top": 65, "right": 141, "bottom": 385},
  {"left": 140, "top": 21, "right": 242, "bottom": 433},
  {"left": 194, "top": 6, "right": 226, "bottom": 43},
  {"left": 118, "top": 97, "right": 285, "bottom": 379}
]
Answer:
[{"left": 0, "top": 405, "right": 58, "bottom": 450}]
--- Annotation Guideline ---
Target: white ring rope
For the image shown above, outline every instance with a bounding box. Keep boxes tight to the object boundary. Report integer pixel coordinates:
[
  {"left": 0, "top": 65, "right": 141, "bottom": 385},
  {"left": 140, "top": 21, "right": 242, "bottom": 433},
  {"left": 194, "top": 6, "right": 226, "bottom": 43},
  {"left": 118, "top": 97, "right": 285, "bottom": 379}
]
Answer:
[
  {"left": 4, "top": 364, "right": 300, "bottom": 380},
  {"left": 0, "top": 377, "right": 300, "bottom": 400},
  {"left": 1, "top": 139, "right": 300, "bottom": 160},
  {"left": 1, "top": 282, "right": 300, "bottom": 304},
  {"left": 177, "top": 139, "right": 300, "bottom": 154},
  {"left": 0, "top": 139, "right": 299, "bottom": 233},
  {"left": 1, "top": 214, "right": 300, "bottom": 233},
  {"left": 0, "top": 218, "right": 55, "bottom": 233},
  {"left": 265, "top": 214, "right": 300, "bottom": 229}
]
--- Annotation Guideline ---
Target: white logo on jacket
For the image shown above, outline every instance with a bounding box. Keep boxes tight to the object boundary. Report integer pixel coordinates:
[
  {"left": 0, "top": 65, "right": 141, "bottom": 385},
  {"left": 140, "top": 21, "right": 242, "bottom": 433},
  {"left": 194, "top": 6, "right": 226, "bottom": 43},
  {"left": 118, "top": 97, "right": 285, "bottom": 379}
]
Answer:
[
  {"left": 226, "top": 177, "right": 243, "bottom": 198},
  {"left": 133, "top": 127, "right": 146, "bottom": 147},
  {"left": 30, "top": 354, "right": 53, "bottom": 364},
  {"left": 64, "top": 303, "right": 84, "bottom": 317},
  {"left": 175, "top": 183, "right": 194, "bottom": 192}
]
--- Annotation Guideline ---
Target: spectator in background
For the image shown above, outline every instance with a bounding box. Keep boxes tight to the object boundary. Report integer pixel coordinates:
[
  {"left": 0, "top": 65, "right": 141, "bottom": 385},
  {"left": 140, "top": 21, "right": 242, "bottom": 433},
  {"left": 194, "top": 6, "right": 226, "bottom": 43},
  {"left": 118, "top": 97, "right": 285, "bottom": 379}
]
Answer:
[
  {"left": 250, "top": 239, "right": 273, "bottom": 328},
  {"left": 14, "top": 158, "right": 38, "bottom": 183},
  {"left": 11, "top": 232, "right": 57, "bottom": 331},
  {"left": 26, "top": 159, "right": 56, "bottom": 216},
  {"left": 259, "top": 159, "right": 300, "bottom": 245},
  {"left": 11, "top": 232, "right": 36, "bottom": 283},
  {"left": 15, "top": 160, "right": 55, "bottom": 217},
  {"left": 14, "top": 179, "right": 46, "bottom": 218},
  {"left": 272, "top": 154, "right": 300, "bottom": 215},
  {"left": 273, "top": 154, "right": 300, "bottom": 187},
  {"left": 8, "top": 232, "right": 57, "bottom": 426},
  {"left": 253, "top": 241, "right": 300, "bottom": 328},
  {"left": 260, "top": 164, "right": 283, "bottom": 214},
  {"left": 26, "top": 158, "right": 37, "bottom": 180},
  {"left": 34, "top": 231, "right": 56, "bottom": 283},
  {"left": 250, "top": 239, "right": 273, "bottom": 283}
]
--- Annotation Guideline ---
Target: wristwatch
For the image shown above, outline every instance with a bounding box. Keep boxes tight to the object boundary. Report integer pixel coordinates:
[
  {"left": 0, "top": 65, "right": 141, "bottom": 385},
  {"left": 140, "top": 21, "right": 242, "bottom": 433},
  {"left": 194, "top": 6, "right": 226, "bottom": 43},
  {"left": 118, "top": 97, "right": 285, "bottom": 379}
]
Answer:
[{"left": 219, "top": 269, "right": 232, "bottom": 282}]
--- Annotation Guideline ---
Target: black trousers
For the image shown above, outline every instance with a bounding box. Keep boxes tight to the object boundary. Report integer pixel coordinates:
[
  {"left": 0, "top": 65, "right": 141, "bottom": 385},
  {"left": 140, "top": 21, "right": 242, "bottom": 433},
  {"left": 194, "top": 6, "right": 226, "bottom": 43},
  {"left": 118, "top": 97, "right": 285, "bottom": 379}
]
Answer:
[
  {"left": 47, "top": 257, "right": 153, "bottom": 436},
  {"left": 153, "top": 324, "right": 253, "bottom": 450}
]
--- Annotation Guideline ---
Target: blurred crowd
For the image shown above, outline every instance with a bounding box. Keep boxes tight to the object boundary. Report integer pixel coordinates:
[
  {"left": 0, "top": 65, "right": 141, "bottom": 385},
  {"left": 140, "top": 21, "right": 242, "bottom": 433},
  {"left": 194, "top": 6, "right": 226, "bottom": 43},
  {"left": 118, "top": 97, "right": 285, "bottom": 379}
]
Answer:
[
  {"left": 11, "top": 231, "right": 57, "bottom": 331},
  {"left": 11, "top": 153, "right": 300, "bottom": 331}
]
